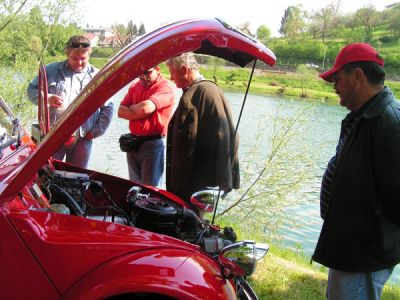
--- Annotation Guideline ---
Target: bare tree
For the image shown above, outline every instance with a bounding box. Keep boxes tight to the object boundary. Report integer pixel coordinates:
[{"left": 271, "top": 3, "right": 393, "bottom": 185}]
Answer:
[
  {"left": 355, "top": 4, "right": 383, "bottom": 41},
  {"left": 111, "top": 23, "right": 129, "bottom": 47},
  {"left": 217, "top": 103, "right": 314, "bottom": 237},
  {"left": 308, "top": 18, "right": 321, "bottom": 39},
  {"left": 310, "top": 2, "right": 339, "bottom": 43},
  {"left": 238, "top": 21, "right": 254, "bottom": 37}
]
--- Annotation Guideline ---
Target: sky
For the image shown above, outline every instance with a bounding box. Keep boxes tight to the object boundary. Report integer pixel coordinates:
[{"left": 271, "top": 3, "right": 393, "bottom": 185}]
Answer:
[{"left": 81, "top": 0, "right": 396, "bottom": 37}]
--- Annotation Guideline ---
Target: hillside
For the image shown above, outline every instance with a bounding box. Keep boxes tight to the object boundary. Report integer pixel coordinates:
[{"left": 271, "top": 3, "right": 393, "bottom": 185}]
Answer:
[{"left": 265, "top": 3, "right": 400, "bottom": 77}]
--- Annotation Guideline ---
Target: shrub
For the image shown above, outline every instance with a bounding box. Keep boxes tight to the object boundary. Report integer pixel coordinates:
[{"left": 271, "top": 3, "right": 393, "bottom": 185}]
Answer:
[
  {"left": 379, "top": 36, "right": 399, "bottom": 43},
  {"left": 91, "top": 47, "right": 120, "bottom": 58}
]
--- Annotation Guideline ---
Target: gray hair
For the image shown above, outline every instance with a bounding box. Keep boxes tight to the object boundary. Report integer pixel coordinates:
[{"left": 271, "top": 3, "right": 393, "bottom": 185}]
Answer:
[{"left": 165, "top": 52, "right": 199, "bottom": 71}]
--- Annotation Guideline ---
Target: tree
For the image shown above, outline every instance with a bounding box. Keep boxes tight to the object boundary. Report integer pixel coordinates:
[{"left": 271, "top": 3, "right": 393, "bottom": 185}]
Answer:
[
  {"left": 111, "top": 23, "right": 129, "bottom": 47},
  {"left": 0, "top": 0, "right": 81, "bottom": 123},
  {"left": 218, "top": 103, "right": 314, "bottom": 237},
  {"left": 296, "top": 64, "right": 319, "bottom": 97},
  {"left": 310, "top": 2, "right": 340, "bottom": 43},
  {"left": 279, "top": 5, "right": 306, "bottom": 39},
  {"left": 0, "top": 0, "right": 29, "bottom": 32},
  {"left": 342, "top": 13, "right": 361, "bottom": 31},
  {"left": 355, "top": 5, "right": 382, "bottom": 41},
  {"left": 126, "top": 20, "right": 138, "bottom": 43},
  {"left": 238, "top": 21, "right": 254, "bottom": 37},
  {"left": 307, "top": 18, "right": 321, "bottom": 39},
  {"left": 138, "top": 23, "right": 146, "bottom": 35},
  {"left": 386, "top": 7, "right": 400, "bottom": 38},
  {"left": 256, "top": 25, "right": 271, "bottom": 45}
]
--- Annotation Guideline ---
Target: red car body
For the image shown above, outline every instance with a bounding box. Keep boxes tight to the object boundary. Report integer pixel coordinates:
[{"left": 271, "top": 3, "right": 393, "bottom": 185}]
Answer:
[{"left": 0, "top": 18, "right": 275, "bottom": 300}]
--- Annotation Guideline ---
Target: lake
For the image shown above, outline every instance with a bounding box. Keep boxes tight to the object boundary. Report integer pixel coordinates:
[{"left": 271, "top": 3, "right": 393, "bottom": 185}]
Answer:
[{"left": 88, "top": 87, "right": 400, "bottom": 284}]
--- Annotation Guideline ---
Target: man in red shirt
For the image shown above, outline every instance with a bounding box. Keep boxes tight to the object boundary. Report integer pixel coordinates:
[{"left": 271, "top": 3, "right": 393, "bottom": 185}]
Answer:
[{"left": 118, "top": 66, "right": 175, "bottom": 186}]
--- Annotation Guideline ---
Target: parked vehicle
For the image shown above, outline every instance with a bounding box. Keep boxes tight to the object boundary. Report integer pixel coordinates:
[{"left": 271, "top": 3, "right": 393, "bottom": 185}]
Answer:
[{"left": 0, "top": 18, "right": 276, "bottom": 300}]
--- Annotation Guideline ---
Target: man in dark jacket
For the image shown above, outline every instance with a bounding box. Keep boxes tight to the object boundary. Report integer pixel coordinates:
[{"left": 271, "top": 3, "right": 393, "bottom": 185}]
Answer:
[
  {"left": 313, "top": 43, "right": 400, "bottom": 299},
  {"left": 165, "top": 52, "right": 240, "bottom": 205}
]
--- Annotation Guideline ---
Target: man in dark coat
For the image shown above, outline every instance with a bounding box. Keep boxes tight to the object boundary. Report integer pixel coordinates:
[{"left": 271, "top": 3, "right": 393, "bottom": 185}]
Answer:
[
  {"left": 313, "top": 43, "right": 400, "bottom": 299},
  {"left": 165, "top": 52, "right": 240, "bottom": 203}
]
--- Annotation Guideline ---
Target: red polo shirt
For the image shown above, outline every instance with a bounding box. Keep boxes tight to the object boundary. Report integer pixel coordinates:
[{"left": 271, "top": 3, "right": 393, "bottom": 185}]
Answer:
[{"left": 120, "top": 75, "right": 175, "bottom": 136}]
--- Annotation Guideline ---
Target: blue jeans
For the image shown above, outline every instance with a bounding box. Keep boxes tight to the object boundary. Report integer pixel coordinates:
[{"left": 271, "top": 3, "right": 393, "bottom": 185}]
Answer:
[
  {"left": 326, "top": 267, "right": 394, "bottom": 300},
  {"left": 126, "top": 138, "right": 164, "bottom": 187},
  {"left": 53, "top": 135, "right": 92, "bottom": 168}
]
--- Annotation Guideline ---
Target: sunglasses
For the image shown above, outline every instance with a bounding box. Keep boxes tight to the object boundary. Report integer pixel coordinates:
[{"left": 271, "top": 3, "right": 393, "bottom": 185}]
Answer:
[
  {"left": 68, "top": 42, "right": 91, "bottom": 49},
  {"left": 142, "top": 68, "right": 155, "bottom": 76}
]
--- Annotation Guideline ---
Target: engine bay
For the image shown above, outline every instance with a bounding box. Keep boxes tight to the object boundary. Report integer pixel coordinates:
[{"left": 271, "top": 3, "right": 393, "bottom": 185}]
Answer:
[{"left": 26, "top": 163, "right": 237, "bottom": 256}]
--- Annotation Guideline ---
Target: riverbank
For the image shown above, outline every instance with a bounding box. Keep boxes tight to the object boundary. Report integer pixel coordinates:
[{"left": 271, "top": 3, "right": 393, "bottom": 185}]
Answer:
[
  {"left": 91, "top": 57, "right": 400, "bottom": 101},
  {"left": 199, "top": 66, "right": 400, "bottom": 101}
]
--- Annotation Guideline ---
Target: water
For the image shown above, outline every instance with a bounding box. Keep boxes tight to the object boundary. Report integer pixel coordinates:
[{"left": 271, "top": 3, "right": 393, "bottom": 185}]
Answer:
[{"left": 88, "top": 87, "right": 400, "bottom": 284}]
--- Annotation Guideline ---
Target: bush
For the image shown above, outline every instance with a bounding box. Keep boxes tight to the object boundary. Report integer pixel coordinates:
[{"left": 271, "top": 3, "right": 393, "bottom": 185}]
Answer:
[
  {"left": 270, "top": 39, "right": 326, "bottom": 63},
  {"left": 379, "top": 36, "right": 399, "bottom": 44},
  {"left": 91, "top": 47, "right": 120, "bottom": 58}
]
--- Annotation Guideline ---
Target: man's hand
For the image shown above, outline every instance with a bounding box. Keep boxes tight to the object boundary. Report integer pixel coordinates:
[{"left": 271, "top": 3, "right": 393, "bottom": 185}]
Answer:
[{"left": 48, "top": 94, "right": 65, "bottom": 109}]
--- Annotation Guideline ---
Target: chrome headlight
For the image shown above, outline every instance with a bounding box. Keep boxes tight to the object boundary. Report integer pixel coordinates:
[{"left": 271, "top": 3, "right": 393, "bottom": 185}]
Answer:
[
  {"left": 218, "top": 241, "right": 269, "bottom": 277},
  {"left": 190, "top": 188, "right": 218, "bottom": 213}
]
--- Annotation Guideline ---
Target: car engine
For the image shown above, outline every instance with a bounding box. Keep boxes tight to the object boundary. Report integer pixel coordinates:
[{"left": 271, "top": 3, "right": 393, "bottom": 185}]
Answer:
[{"left": 35, "top": 167, "right": 236, "bottom": 256}]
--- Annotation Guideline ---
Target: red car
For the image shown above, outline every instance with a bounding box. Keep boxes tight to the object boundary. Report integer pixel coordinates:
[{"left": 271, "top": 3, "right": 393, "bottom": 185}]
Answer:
[{"left": 0, "top": 18, "right": 276, "bottom": 300}]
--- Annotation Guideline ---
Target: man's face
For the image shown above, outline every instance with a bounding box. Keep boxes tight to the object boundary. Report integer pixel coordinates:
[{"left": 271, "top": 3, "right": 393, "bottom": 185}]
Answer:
[
  {"left": 332, "top": 68, "right": 357, "bottom": 111},
  {"left": 167, "top": 64, "right": 187, "bottom": 89},
  {"left": 66, "top": 49, "right": 91, "bottom": 72},
  {"left": 140, "top": 67, "right": 160, "bottom": 88}
]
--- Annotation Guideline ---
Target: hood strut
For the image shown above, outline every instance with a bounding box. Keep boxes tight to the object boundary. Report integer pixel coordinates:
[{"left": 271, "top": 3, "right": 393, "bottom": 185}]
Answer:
[{"left": 212, "top": 59, "right": 258, "bottom": 225}]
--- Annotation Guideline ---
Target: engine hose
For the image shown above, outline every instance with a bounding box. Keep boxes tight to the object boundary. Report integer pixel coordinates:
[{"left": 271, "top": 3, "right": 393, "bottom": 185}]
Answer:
[
  {"left": 181, "top": 208, "right": 200, "bottom": 236},
  {"left": 50, "top": 184, "right": 85, "bottom": 217}
]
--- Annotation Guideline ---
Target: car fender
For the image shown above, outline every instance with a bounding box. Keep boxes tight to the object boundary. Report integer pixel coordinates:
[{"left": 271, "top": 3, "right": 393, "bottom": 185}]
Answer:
[{"left": 62, "top": 248, "right": 236, "bottom": 300}]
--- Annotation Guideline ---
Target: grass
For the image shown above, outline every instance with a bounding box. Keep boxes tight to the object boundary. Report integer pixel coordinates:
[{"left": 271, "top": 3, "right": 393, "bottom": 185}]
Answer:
[
  {"left": 250, "top": 245, "right": 327, "bottom": 299},
  {"left": 248, "top": 244, "right": 400, "bottom": 299},
  {"left": 216, "top": 217, "right": 400, "bottom": 299}
]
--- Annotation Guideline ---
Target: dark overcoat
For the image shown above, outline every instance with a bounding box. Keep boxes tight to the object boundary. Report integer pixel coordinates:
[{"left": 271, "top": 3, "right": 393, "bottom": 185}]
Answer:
[{"left": 166, "top": 80, "right": 240, "bottom": 201}]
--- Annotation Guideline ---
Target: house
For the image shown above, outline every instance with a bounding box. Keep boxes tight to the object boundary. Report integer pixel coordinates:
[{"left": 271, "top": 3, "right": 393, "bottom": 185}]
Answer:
[
  {"left": 82, "top": 27, "right": 117, "bottom": 47},
  {"left": 83, "top": 33, "right": 99, "bottom": 47}
]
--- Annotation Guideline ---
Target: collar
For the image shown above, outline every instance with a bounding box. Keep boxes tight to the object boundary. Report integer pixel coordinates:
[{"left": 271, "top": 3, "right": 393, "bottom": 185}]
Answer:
[
  {"left": 358, "top": 87, "right": 395, "bottom": 119},
  {"left": 183, "top": 74, "right": 204, "bottom": 92}
]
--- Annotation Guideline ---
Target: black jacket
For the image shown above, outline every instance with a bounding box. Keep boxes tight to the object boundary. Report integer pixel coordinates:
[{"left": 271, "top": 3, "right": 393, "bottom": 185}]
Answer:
[{"left": 313, "top": 87, "right": 400, "bottom": 272}]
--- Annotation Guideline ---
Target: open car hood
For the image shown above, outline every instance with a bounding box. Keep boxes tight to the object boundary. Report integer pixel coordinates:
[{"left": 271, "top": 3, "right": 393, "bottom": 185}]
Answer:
[{"left": 0, "top": 18, "right": 276, "bottom": 200}]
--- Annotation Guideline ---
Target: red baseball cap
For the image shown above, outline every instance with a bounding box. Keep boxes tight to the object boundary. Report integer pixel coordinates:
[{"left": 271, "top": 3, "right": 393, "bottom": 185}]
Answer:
[{"left": 319, "top": 43, "right": 384, "bottom": 82}]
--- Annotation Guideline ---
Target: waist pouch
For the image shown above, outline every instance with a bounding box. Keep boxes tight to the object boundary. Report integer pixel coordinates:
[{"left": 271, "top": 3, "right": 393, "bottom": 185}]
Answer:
[{"left": 119, "top": 133, "right": 162, "bottom": 152}]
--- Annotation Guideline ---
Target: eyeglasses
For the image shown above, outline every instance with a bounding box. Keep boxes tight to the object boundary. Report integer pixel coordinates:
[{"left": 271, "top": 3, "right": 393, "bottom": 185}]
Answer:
[
  {"left": 68, "top": 42, "right": 91, "bottom": 49},
  {"left": 142, "top": 68, "right": 155, "bottom": 76}
]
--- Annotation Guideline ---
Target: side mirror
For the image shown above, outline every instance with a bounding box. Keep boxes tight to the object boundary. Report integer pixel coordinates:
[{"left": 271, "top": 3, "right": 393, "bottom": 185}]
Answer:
[{"left": 190, "top": 188, "right": 218, "bottom": 213}]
